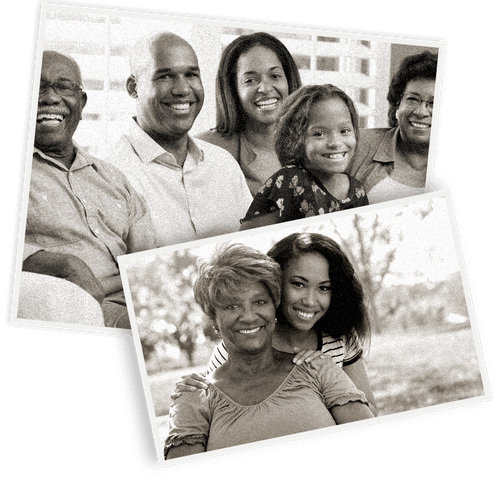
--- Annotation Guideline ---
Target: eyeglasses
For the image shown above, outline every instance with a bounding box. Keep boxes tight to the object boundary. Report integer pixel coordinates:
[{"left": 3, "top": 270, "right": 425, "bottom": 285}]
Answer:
[
  {"left": 400, "top": 93, "right": 433, "bottom": 111},
  {"left": 39, "top": 80, "right": 83, "bottom": 97}
]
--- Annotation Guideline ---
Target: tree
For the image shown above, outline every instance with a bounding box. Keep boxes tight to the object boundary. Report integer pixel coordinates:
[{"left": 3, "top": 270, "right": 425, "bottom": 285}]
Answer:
[{"left": 126, "top": 249, "right": 215, "bottom": 367}]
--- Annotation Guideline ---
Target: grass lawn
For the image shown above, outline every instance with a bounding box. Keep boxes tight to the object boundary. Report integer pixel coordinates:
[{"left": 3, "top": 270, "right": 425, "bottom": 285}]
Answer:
[{"left": 150, "top": 326, "right": 484, "bottom": 443}]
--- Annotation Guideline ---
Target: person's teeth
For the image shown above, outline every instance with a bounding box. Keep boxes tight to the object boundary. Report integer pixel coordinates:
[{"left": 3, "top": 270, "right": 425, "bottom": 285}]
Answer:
[
  {"left": 256, "top": 99, "right": 277, "bottom": 106},
  {"left": 37, "top": 113, "right": 64, "bottom": 122},
  {"left": 411, "top": 121, "right": 430, "bottom": 128},
  {"left": 324, "top": 153, "right": 346, "bottom": 160},
  {"left": 170, "top": 103, "right": 190, "bottom": 110},
  {"left": 296, "top": 310, "right": 315, "bottom": 319},
  {"left": 239, "top": 328, "right": 260, "bottom": 334}
]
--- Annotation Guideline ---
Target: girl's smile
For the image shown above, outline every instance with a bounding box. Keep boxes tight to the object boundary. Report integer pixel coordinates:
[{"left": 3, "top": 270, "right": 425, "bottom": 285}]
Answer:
[{"left": 304, "top": 98, "right": 356, "bottom": 179}]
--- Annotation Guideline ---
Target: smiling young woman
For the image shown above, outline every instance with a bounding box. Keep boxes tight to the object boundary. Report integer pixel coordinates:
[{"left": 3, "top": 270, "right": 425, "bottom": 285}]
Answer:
[{"left": 196, "top": 32, "right": 302, "bottom": 196}]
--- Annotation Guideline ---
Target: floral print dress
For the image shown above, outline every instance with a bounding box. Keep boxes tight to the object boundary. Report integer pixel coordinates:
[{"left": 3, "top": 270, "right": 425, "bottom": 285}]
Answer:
[{"left": 241, "top": 165, "right": 368, "bottom": 224}]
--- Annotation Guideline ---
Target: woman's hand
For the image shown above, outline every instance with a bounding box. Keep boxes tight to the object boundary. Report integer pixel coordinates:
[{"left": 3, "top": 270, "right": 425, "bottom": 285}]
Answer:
[
  {"left": 292, "top": 347, "right": 329, "bottom": 365},
  {"left": 170, "top": 373, "right": 209, "bottom": 401}
]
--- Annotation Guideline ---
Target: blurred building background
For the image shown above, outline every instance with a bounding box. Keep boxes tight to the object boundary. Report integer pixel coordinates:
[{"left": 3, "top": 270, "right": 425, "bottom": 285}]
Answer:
[{"left": 41, "top": 9, "right": 438, "bottom": 158}]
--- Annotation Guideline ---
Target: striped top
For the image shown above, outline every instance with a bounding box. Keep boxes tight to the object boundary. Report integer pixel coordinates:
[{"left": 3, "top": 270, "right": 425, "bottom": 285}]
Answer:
[{"left": 207, "top": 331, "right": 363, "bottom": 374}]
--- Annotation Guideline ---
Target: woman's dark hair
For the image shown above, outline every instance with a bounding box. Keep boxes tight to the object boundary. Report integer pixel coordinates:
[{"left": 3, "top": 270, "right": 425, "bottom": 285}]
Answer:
[
  {"left": 387, "top": 50, "right": 438, "bottom": 127},
  {"left": 214, "top": 32, "right": 302, "bottom": 136},
  {"left": 267, "top": 232, "right": 369, "bottom": 346},
  {"left": 274, "top": 84, "right": 359, "bottom": 167}
]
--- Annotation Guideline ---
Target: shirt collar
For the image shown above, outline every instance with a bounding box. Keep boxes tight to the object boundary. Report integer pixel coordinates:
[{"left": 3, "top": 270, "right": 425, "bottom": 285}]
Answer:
[
  {"left": 33, "top": 142, "right": 95, "bottom": 171},
  {"left": 126, "top": 117, "right": 204, "bottom": 168},
  {"left": 372, "top": 127, "right": 400, "bottom": 164}
]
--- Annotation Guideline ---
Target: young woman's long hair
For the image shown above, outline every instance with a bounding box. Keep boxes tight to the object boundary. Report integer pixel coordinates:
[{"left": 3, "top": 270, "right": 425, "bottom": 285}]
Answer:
[
  {"left": 214, "top": 32, "right": 302, "bottom": 136},
  {"left": 268, "top": 232, "right": 370, "bottom": 347}
]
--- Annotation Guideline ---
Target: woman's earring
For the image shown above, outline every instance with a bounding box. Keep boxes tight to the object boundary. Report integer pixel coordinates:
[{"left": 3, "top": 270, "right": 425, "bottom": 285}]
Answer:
[
  {"left": 395, "top": 109, "right": 400, "bottom": 121},
  {"left": 213, "top": 324, "right": 220, "bottom": 334}
]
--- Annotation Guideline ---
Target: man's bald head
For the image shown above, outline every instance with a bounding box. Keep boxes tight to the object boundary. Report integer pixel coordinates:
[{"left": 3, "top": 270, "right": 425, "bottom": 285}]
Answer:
[
  {"left": 126, "top": 32, "right": 204, "bottom": 146},
  {"left": 129, "top": 32, "right": 197, "bottom": 79}
]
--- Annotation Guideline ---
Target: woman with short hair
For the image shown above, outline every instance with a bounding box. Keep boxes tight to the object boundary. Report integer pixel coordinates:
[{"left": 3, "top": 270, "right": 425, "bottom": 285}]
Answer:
[
  {"left": 347, "top": 50, "right": 438, "bottom": 203},
  {"left": 165, "top": 242, "right": 373, "bottom": 459}
]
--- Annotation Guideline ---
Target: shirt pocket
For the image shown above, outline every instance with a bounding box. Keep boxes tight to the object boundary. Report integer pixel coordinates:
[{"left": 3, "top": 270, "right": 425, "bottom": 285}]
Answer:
[
  {"left": 95, "top": 192, "right": 129, "bottom": 240},
  {"left": 26, "top": 192, "right": 84, "bottom": 247}
]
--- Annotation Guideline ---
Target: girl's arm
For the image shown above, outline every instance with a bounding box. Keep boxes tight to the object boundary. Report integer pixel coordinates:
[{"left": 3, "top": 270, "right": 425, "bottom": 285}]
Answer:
[
  {"left": 330, "top": 400, "right": 374, "bottom": 424},
  {"left": 343, "top": 358, "right": 378, "bottom": 416},
  {"left": 240, "top": 211, "right": 281, "bottom": 231}
]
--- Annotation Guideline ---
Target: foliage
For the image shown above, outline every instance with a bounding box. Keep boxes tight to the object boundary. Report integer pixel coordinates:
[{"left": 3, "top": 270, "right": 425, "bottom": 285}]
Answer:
[{"left": 126, "top": 249, "right": 218, "bottom": 367}]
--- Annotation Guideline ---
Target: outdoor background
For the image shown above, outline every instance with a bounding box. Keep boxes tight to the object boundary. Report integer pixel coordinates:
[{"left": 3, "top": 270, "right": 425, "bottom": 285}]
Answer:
[
  {"left": 40, "top": 8, "right": 438, "bottom": 158},
  {"left": 0, "top": 0, "right": 500, "bottom": 486},
  {"left": 123, "top": 196, "right": 485, "bottom": 442}
]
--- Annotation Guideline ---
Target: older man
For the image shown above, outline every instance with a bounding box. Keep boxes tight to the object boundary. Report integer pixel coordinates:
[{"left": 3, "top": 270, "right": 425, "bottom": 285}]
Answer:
[
  {"left": 22, "top": 50, "right": 156, "bottom": 328},
  {"left": 107, "top": 32, "right": 253, "bottom": 246}
]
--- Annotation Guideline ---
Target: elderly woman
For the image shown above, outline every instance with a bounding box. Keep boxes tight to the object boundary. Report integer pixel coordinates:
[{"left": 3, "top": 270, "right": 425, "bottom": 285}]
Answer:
[
  {"left": 347, "top": 50, "right": 437, "bottom": 204},
  {"left": 196, "top": 32, "right": 302, "bottom": 196},
  {"left": 165, "top": 243, "right": 373, "bottom": 459}
]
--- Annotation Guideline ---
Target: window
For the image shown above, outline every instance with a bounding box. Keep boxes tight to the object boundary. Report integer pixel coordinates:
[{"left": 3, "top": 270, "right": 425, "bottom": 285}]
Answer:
[{"left": 317, "top": 56, "right": 339, "bottom": 72}]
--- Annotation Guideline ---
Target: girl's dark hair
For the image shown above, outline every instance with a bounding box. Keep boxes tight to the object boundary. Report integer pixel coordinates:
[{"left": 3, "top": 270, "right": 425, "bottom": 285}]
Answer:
[
  {"left": 267, "top": 232, "right": 369, "bottom": 346},
  {"left": 387, "top": 50, "right": 438, "bottom": 127},
  {"left": 214, "top": 32, "right": 302, "bottom": 135},
  {"left": 274, "top": 84, "right": 359, "bottom": 167}
]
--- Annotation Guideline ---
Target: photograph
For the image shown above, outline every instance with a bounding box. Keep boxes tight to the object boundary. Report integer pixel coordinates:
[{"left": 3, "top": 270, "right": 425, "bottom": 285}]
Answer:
[
  {"left": 2, "top": 0, "right": 498, "bottom": 484},
  {"left": 119, "top": 192, "right": 489, "bottom": 466},
  {"left": 11, "top": 3, "right": 442, "bottom": 333}
]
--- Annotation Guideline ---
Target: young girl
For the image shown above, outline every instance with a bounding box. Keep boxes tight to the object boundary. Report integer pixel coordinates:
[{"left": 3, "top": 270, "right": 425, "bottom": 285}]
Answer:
[
  {"left": 239, "top": 85, "right": 368, "bottom": 230},
  {"left": 174, "top": 232, "right": 377, "bottom": 415}
]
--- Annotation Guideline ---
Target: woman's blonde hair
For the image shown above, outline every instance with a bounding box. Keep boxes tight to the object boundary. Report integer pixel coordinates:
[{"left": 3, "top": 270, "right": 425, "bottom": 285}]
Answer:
[{"left": 194, "top": 242, "right": 282, "bottom": 320}]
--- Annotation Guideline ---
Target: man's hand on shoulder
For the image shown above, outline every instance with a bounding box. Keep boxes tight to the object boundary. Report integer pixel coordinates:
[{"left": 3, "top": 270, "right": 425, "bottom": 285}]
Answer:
[{"left": 22, "top": 250, "right": 106, "bottom": 303}]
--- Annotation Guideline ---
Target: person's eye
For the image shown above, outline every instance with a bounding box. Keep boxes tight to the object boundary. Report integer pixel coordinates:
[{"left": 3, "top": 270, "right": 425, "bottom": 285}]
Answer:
[
  {"left": 226, "top": 304, "right": 238, "bottom": 310},
  {"left": 292, "top": 281, "right": 305, "bottom": 288},
  {"left": 310, "top": 131, "right": 325, "bottom": 138},
  {"left": 256, "top": 299, "right": 268, "bottom": 305},
  {"left": 319, "top": 286, "right": 332, "bottom": 293},
  {"left": 406, "top": 95, "right": 420, "bottom": 104},
  {"left": 187, "top": 72, "right": 199, "bottom": 78},
  {"left": 341, "top": 128, "right": 352, "bottom": 134}
]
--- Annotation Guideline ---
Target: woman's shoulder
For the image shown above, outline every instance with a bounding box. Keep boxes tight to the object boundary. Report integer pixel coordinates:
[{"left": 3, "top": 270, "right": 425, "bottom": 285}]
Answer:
[{"left": 195, "top": 129, "right": 240, "bottom": 159}]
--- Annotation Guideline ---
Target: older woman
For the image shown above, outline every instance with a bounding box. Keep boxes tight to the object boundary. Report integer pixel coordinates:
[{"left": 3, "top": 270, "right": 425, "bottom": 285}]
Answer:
[
  {"left": 196, "top": 32, "right": 302, "bottom": 196},
  {"left": 347, "top": 50, "right": 437, "bottom": 204},
  {"left": 165, "top": 243, "right": 373, "bottom": 459}
]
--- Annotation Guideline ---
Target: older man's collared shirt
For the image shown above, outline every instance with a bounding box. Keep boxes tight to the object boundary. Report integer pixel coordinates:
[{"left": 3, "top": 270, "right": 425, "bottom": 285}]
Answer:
[
  {"left": 107, "top": 119, "right": 253, "bottom": 247},
  {"left": 26, "top": 146, "right": 156, "bottom": 297}
]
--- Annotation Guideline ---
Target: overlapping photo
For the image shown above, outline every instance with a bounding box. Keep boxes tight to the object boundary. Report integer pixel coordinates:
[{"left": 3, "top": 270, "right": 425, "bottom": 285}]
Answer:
[
  {"left": 119, "top": 192, "right": 490, "bottom": 466},
  {"left": 11, "top": 4, "right": 443, "bottom": 333}
]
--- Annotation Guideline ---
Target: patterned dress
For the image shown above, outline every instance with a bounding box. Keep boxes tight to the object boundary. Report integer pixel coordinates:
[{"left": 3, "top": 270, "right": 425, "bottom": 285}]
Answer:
[{"left": 241, "top": 164, "right": 368, "bottom": 224}]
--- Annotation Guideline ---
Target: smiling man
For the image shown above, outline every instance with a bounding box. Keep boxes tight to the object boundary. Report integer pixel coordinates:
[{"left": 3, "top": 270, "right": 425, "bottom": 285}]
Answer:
[
  {"left": 107, "top": 32, "right": 252, "bottom": 246},
  {"left": 21, "top": 50, "right": 156, "bottom": 328}
]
